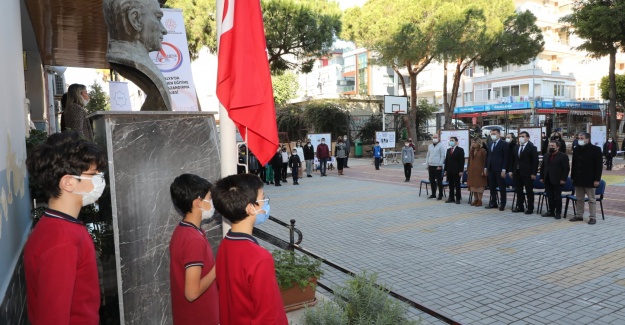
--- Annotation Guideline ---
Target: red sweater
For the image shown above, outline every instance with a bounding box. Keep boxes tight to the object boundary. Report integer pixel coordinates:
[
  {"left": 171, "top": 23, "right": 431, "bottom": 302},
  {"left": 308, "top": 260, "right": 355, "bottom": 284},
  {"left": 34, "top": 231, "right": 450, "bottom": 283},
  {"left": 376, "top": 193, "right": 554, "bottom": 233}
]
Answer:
[
  {"left": 316, "top": 143, "right": 330, "bottom": 159},
  {"left": 24, "top": 209, "right": 100, "bottom": 324},
  {"left": 216, "top": 231, "right": 288, "bottom": 325},
  {"left": 169, "top": 221, "right": 219, "bottom": 325}
]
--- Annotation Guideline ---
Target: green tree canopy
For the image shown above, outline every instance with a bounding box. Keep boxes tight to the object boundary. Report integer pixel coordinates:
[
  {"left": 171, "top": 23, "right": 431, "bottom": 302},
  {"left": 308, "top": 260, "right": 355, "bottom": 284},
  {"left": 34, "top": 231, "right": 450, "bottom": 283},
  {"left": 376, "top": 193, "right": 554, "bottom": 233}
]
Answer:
[
  {"left": 272, "top": 71, "right": 299, "bottom": 107},
  {"left": 302, "top": 102, "right": 351, "bottom": 136},
  {"left": 165, "top": 0, "right": 217, "bottom": 60},
  {"left": 599, "top": 74, "right": 625, "bottom": 112},
  {"left": 561, "top": 0, "right": 625, "bottom": 140},
  {"left": 85, "top": 81, "right": 110, "bottom": 114},
  {"left": 277, "top": 105, "right": 307, "bottom": 141}
]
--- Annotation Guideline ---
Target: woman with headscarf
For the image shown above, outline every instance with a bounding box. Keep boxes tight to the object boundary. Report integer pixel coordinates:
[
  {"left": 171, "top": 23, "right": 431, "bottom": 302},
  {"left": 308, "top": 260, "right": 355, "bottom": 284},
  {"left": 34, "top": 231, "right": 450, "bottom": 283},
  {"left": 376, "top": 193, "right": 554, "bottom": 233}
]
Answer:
[{"left": 64, "top": 84, "right": 93, "bottom": 140}]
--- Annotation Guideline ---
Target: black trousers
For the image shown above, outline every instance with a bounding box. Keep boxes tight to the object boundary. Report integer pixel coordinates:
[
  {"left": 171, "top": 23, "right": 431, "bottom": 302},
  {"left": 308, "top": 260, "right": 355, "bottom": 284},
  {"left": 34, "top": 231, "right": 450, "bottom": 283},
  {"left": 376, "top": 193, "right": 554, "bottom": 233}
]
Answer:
[
  {"left": 259, "top": 166, "right": 266, "bottom": 183},
  {"left": 488, "top": 170, "right": 506, "bottom": 207},
  {"left": 374, "top": 158, "right": 381, "bottom": 170},
  {"left": 544, "top": 181, "right": 563, "bottom": 214},
  {"left": 273, "top": 167, "right": 281, "bottom": 185},
  {"left": 337, "top": 157, "right": 345, "bottom": 170},
  {"left": 514, "top": 171, "right": 534, "bottom": 210},
  {"left": 606, "top": 156, "right": 613, "bottom": 169},
  {"left": 447, "top": 172, "right": 461, "bottom": 201},
  {"left": 345, "top": 156, "right": 349, "bottom": 167},
  {"left": 428, "top": 166, "right": 443, "bottom": 197},
  {"left": 281, "top": 163, "right": 288, "bottom": 180},
  {"left": 292, "top": 166, "right": 299, "bottom": 182},
  {"left": 404, "top": 163, "right": 412, "bottom": 180}
]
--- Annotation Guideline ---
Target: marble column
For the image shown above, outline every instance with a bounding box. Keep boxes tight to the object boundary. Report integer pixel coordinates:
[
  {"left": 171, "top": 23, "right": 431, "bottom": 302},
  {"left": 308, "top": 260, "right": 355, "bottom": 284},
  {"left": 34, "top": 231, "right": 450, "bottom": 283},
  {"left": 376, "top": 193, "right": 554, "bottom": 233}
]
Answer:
[{"left": 91, "top": 112, "right": 222, "bottom": 324}]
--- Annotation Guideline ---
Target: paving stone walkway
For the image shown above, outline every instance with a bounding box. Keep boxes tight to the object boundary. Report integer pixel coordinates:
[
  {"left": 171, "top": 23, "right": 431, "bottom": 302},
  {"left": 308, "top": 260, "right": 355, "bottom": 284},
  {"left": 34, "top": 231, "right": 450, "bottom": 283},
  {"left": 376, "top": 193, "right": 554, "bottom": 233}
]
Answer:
[{"left": 262, "top": 157, "right": 625, "bottom": 325}]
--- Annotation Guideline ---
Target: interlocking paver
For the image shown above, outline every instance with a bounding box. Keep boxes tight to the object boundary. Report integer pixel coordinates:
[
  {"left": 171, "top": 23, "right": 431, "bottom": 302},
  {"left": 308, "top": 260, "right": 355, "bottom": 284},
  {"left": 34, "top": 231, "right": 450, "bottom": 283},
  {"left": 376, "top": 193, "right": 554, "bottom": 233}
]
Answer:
[{"left": 267, "top": 158, "right": 625, "bottom": 324}]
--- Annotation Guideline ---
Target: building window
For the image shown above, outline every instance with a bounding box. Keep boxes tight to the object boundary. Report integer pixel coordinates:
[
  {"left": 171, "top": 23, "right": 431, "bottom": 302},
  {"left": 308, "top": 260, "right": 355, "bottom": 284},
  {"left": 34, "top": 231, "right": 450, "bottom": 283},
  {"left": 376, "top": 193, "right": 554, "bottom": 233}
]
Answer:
[
  {"left": 464, "top": 65, "right": 474, "bottom": 77},
  {"left": 511, "top": 85, "right": 520, "bottom": 96},
  {"left": 502, "top": 65, "right": 511, "bottom": 72},
  {"left": 474, "top": 83, "right": 491, "bottom": 101},
  {"left": 589, "top": 83, "right": 596, "bottom": 98},
  {"left": 357, "top": 53, "right": 368, "bottom": 95},
  {"left": 554, "top": 83, "right": 565, "bottom": 97},
  {"left": 344, "top": 56, "right": 355, "bottom": 72},
  {"left": 464, "top": 92, "right": 473, "bottom": 102}
]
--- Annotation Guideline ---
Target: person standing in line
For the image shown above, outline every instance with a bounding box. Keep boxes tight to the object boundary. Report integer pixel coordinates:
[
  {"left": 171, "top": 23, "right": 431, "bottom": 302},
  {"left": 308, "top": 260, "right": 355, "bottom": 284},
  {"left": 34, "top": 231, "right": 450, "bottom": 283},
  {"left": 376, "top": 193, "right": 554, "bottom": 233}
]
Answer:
[
  {"left": 541, "top": 132, "right": 549, "bottom": 155},
  {"left": 444, "top": 137, "right": 465, "bottom": 204},
  {"left": 335, "top": 137, "right": 348, "bottom": 175},
  {"left": 485, "top": 129, "right": 509, "bottom": 211},
  {"left": 343, "top": 134, "right": 351, "bottom": 168},
  {"left": 288, "top": 148, "right": 301, "bottom": 185},
  {"left": 316, "top": 138, "right": 331, "bottom": 176},
  {"left": 505, "top": 133, "right": 517, "bottom": 173},
  {"left": 540, "top": 141, "right": 569, "bottom": 219},
  {"left": 570, "top": 132, "right": 603, "bottom": 225},
  {"left": 551, "top": 132, "right": 566, "bottom": 154},
  {"left": 65, "top": 83, "right": 94, "bottom": 140},
  {"left": 604, "top": 137, "right": 617, "bottom": 170},
  {"left": 401, "top": 140, "right": 414, "bottom": 182},
  {"left": 270, "top": 148, "right": 282, "bottom": 186},
  {"left": 373, "top": 141, "right": 382, "bottom": 170},
  {"left": 509, "top": 131, "right": 539, "bottom": 214},
  {"left": 303, "top": 139, "right": 315, "bottom": 177},
  {"left": 264, "top": 163, "right": 273, "bottom": 185},
  {"left": 280, "top": 145, "right": 289, "bottom": 183},
  {"left": 295, "top": 141, "right": 305, "bottom": 179},
  {"left": 467, "top": 138, "right": 488, "bottom": 207},
  {"left": 425, "top": 133, "right": 446, "bottom": 200}
]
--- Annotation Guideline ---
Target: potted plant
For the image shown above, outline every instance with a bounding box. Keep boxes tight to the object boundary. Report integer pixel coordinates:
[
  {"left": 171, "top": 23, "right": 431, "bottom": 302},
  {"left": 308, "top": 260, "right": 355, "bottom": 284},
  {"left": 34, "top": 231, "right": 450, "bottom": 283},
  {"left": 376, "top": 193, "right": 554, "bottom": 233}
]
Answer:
[{"left": 273, "top": 249, "right": 323, "bottom": 312}]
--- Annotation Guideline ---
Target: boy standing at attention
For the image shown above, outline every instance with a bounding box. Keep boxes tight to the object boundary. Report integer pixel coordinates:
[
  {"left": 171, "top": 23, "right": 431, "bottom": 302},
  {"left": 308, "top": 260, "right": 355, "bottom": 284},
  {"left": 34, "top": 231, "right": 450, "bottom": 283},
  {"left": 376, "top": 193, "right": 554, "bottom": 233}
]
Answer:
[
  {"left": 212, "top": 174, "right": 288, "bottom": 325},
  {"left": 24, "top": 131, "right": 107, "bottom": 324},
  {"left": 169, "top": 174, "right": 219, "bottom": 324}
]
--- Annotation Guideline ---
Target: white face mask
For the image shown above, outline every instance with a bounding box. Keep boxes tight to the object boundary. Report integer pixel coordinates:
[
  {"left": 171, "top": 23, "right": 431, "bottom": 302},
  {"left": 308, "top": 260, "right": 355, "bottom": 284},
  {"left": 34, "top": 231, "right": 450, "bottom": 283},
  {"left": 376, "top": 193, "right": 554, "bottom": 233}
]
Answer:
[
  {"left": 518, "top": 137, "right": 526, "bottom": 145},
  {"left": 608, "top": 139, "right": 613, "bottom": 142},
  {"left": 578, "top": 139, "right": 587, "bottom": 146},
  {"left": 405, "top": 143, "right": 409, "bottom": 147},
  {"left": 432, "top": 138, "right": 439, "bottom": 144},
  {"left": 491, "top": 135, "right": 498, "bottom": 141},
  {"left": 201, "top": 199, "right": 215, "bottom": 220},
  {"left": 321, "top": 141, "right": 325, "bottom": 144},
  {"left": 73, "top": 173, "right": 106, "bottom": 207},
  {"left": 505, "top": 138, "right": 512, "bottom": 143}
]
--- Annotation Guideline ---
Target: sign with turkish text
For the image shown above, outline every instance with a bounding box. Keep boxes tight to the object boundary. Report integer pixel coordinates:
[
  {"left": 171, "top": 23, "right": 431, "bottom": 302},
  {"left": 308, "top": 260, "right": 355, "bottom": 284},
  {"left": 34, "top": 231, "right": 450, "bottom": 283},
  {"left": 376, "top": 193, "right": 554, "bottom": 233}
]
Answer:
[{"left": 375, "top": 131, "right": 396, "bottom": 149}]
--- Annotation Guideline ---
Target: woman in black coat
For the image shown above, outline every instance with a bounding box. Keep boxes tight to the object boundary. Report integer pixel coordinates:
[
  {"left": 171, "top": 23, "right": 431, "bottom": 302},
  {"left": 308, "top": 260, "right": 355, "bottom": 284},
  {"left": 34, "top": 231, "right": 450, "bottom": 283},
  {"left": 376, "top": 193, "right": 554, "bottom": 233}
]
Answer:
[{"left": 303, "top": 140, "right": 315, "bottom": 177}]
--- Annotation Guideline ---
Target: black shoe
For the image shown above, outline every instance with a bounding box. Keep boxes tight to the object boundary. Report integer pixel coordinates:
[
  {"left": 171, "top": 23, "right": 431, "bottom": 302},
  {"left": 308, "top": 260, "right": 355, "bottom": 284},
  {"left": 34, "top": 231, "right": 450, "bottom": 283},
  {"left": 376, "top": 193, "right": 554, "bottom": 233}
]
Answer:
[
  {"left": 588, "top": 218, "right": 596, "bottom": 225},
  {"left": 375, "top": 168, "right": 380, "bottom": 170},
  {"left": 275, "top": 184, "right": 281, "bottom": 186},
  {"left": 270, "top": 181, "right": 274, "bottom": 184},
  {"left": 428, "top": 195, "right": 436, "bottom": 199},
  {"left": 512, "top": 207, "right": 525, "bottom": 213},
  {"left": 569, "top": 216, "right": 584, "bottom": 222},
  {"left": 345, "top": 166, "right": 350, "bottom": 168},
  {"left": 524, "top": 209, "right": 534, "bottom": 215},
  {"left": 541, "top": 212, "right": 554, "bottom": 217},
  {"left": 554, "top": 214, "right": 561, "bottom": 219},
  {"left": 499, "top": 206, "right": 505, "bottom": 211},
  {"left": 445, "top": 199, "right": 455, "bottom": 203},
  {"left": 485, "top": 205, "right": 498, "bottom": 209},
  {"left": 307, "top": 175, "right": 313, "bottom": 177},
  {"left": 455, "top": 201, "right": 461, "bottom": 205},
  {"left": 437, "top": 196, "right": 443, "bottom": 201},
  {"left": 294, "top": 182, "right": 299, "bottom": 185}
]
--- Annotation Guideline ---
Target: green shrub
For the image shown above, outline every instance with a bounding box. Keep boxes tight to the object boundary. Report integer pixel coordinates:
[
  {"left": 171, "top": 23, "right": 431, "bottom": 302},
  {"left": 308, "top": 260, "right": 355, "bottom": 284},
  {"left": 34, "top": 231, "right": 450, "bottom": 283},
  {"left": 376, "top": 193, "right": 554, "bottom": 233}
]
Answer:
[
  {"left": 302, "top": 271, "right": 419, "bottom": 325},
  {"left": 273, "top": 250, "right": 323, "bottom": 290}
]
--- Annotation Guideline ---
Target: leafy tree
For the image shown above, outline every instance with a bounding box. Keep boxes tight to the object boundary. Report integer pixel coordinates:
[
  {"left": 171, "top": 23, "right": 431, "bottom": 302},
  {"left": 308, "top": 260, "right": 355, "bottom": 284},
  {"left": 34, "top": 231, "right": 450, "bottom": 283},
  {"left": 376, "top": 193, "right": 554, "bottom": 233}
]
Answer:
[
  {"left": 561, "top": 0, "right": 625, "bottom": 140},
  {"left": 355, "top": 114, "right": 382, "bottom": 143},
  {"left": 85, "top": 81, "right": 110, "bottom": 115},
  {"left": 272, "top": 71, "right": 299, "bottom": 107},
  {"left": 263, "top": 0, "right": 342, "bottom": 73},
  {"left": 276, "top": 105, "right": 307, "bottom": 141},
  {"left": 165, "top": 0, "right": 217, "bottom": 60},
  {"left": 302, "top": 102, "right": 351, "bottom": 137},
  {"left": 599, "top": 74, "right": 625, "bottom": 112},
  {"left": 414, "top": 99, "right": 438, "bottom": 138},
  {"left": 342, "top": 0, "right": 439, "bottom": 144}
]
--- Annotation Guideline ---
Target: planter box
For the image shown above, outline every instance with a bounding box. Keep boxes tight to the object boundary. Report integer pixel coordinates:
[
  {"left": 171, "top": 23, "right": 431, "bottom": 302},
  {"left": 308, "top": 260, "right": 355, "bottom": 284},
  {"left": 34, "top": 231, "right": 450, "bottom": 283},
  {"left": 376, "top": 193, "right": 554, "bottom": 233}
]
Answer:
[{"left": 281, "top": 277, "right": 318, "bottom": 312}]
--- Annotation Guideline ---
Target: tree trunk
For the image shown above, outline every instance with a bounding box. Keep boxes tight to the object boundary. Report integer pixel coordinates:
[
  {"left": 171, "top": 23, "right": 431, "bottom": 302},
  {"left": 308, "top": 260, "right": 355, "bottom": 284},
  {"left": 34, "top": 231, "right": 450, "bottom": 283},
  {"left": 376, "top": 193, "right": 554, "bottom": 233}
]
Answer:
[
  {"left": 609, "top": 50, "right": 618, "bottom": 141},
  {"left": 443, "top": 60, "right": 450, "bottom": 130},
  {"left": 393, "top": 67, "right": 408, "bottom": 97},
  {"left": 408, "top": 69, "right": 418, "bottom": 152}
]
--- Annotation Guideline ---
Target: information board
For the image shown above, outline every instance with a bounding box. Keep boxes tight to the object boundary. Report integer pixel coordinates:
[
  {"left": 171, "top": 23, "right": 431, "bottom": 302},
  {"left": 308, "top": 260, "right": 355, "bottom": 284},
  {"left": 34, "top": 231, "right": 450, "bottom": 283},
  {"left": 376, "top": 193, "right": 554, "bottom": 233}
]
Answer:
[
  {"left": 307, "top": 133, "right": 332, "bottom": 153},
  {"left": 590, "top": 125, "right": 607, "bottom": 152},
  {"left": 375, "top": 131, "right": 396, "bottom": 149},
  {"left": 439, "top": 129, "right": 470, "bottom": 158},
  {"left": 518, "top": 127, "right": 543, "bottom": 154}
]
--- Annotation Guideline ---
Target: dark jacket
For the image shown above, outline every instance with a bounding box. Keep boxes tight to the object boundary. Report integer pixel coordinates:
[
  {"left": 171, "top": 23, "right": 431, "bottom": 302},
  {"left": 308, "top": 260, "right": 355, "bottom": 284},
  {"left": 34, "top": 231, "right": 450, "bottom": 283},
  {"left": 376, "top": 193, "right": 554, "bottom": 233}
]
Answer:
[
  {"left": 485, "top": 139, "right": 509, "bottom": 172},
  {"left": 510, "top": 142, "right": 539, "bottom": 177},
  {"left": 541, "top": 137, "right": 549, "bottom": 155},
  {"left": 303, "top": 144, "right": 315, "bottom": 160},
  {"left": 444, "top": 146, "right": 465, "bottom": 174},
  {"left": 316, "top": 143, "right": 330, "bottom": 159},
  {"left": 541, "top": 151, "right": 569, "bottom": 185},
  {"left": 288, "top": 154, "right": 301, "bottom": 168},
  {"left": 571, "top": 144, "right": 603, "bottom": 188},
  {"left": 603, "top": 141, "right": 617, "bottom": 158},
  {"left": 270, "top": 152, "right": 282, "bottom": 169}
]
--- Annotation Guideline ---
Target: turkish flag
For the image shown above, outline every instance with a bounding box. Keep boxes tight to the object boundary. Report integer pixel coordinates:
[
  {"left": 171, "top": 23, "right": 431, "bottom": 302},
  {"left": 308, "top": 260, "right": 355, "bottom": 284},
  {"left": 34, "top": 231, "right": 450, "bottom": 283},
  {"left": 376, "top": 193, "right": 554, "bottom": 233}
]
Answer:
[{"left": 216, "top": 0, "right": 279, "bottom": 166}]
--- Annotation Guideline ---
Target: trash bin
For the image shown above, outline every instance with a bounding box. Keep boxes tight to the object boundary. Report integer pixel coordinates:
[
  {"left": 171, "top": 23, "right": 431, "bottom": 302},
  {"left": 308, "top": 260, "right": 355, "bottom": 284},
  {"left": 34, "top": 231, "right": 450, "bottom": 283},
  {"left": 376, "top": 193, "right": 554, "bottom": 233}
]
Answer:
[{"left": 355, "top": 140, "right": 363, "bottom": 158}]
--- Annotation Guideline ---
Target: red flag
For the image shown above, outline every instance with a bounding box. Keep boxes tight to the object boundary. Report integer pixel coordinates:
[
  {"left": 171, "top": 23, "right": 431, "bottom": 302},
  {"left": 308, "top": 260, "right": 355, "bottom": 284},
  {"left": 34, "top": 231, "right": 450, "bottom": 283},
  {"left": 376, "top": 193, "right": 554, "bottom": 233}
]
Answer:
[{"left": 216, "top": 0, "right": 278, "bottom": 166}]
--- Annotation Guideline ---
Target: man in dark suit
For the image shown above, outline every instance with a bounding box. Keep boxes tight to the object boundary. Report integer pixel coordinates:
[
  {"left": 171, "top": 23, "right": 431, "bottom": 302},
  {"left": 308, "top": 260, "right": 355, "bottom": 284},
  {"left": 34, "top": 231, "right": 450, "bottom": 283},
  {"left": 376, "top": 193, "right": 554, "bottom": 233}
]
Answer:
[
  {"left": 540, "top": 140, "right": 570, "bottom": 219},
  {"left": 570, "top": 132, "right": 603, "bottom": 225},
  {"left": 510, "top": 131, "right": 539, "bottom": 214},
  {"left": 484, "top": 129, "right": 509, "bottom": 211},
  {"left": 444, "top": 137, "right": 465, "bottom": 204}
]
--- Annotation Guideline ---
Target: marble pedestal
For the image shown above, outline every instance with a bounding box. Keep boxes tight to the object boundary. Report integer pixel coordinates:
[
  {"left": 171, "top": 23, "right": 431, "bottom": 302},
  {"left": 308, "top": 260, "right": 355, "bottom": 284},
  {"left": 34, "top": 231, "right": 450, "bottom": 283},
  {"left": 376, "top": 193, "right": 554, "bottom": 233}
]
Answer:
[{"left": 91, "top": 112, "right": 222, "bottom": 324}]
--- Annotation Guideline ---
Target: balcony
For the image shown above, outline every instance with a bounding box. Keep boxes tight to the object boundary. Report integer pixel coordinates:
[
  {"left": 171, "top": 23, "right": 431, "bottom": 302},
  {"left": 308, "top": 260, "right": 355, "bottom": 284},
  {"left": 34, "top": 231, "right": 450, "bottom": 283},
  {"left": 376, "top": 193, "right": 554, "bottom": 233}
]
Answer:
[{"left": 339, "top": 85, "right": 355, "bottom": 93}]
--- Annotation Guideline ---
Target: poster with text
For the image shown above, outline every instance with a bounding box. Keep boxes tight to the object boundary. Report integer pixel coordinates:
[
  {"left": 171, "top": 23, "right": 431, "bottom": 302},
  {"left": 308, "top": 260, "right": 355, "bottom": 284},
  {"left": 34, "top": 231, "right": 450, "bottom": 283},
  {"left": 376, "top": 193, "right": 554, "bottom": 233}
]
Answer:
[
  {"left": 590, "top": 125, "right": 607, "bottom": 152},
  {"left": 149, "top": 9, "right": 198, "bottom": 111},
  {"left": 439, "top": 129, "right": 470, "bottom": 158},
  {"left": 307, "top": 133, "right": 332, "bottom": 153},
  {"left": 375, "top": 131, "right": 396, "bottom": 149},
  {"left": 109, "top": 82, "right": 132, "bottom": 111},
  {"left": 518, "top": 127, "right": 542, "bottom": 154}
]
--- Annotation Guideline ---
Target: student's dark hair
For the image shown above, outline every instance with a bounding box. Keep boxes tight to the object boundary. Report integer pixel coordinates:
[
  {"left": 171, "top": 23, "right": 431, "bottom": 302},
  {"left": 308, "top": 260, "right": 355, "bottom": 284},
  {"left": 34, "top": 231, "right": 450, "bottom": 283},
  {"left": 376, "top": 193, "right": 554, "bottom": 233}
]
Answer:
[
  {"left": 26, "top": 131, "right": 107, "bottom": 200},
  {"left": 450, "top": 136, "right": 458, "bottom": 142},
  {"left": 520, "top": 131, "right": 530, "bottom": 137},
  {"left": 170, "top": 174, "right": 212, "bottom": 216},
  {"left": 212, "top": 174, "right": 264, "bottom": 224},
  {"left": 579, "top": 132, "right": 590, "bottom": 139},
  {"left": 491, "top": 128, "right": 500, "bottom": 134}
]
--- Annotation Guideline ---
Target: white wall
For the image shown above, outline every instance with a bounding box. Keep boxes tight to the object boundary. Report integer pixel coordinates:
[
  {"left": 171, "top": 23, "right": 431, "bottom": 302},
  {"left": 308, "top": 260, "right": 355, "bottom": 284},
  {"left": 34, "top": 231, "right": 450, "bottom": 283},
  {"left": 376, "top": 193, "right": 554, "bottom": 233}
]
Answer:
[{"left": 0, "top": 0, "right": 33, "bottom": 299}]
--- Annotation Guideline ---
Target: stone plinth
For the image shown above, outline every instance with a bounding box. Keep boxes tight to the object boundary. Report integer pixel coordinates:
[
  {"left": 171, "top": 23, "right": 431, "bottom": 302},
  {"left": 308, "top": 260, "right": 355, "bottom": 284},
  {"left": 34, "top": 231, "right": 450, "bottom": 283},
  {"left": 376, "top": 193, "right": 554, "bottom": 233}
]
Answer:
[{"left": 91, "top": 112, "right": 222, "bottom": 324}]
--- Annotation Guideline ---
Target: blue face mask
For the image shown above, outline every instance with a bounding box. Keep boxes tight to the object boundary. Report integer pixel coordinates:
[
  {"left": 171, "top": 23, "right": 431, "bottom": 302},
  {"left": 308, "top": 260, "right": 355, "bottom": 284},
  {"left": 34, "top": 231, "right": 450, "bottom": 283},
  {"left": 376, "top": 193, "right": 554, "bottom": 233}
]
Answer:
[
  {"left": 449, "top": 141, "right": 456, "bottom": 147},
  {"left": 254, "top": 202, "right": 271, "bottom": 226}
]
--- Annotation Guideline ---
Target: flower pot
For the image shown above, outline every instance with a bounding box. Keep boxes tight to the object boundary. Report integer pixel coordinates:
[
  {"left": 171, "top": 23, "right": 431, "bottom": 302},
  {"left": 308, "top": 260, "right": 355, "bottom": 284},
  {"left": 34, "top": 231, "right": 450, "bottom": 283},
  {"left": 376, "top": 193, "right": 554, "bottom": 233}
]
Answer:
[{"left": 280, "top": 277, "right": 318, "bottom": 312}]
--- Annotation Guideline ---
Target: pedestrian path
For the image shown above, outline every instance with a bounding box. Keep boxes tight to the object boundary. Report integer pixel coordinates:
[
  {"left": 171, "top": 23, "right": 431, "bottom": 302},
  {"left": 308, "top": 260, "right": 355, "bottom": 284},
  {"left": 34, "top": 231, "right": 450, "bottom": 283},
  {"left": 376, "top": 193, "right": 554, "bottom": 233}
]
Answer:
[{"left": 262, "top": 158, "right": 625, "bottom": 324}]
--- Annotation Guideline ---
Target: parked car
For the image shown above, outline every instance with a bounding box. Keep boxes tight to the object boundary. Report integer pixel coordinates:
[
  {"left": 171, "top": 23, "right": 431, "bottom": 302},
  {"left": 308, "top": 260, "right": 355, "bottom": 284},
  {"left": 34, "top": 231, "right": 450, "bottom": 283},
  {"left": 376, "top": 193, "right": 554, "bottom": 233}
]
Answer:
[{"left": 481, "top": 125, "right": 505, "bottom": 138}]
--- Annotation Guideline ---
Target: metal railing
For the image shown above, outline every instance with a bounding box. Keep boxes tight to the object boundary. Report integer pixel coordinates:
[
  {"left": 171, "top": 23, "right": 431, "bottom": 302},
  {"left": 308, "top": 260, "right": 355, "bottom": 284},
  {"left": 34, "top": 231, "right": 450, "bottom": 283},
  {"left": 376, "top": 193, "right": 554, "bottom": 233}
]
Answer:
[{"left": 253, "top": 216, "right": 462, "bottom": 325}]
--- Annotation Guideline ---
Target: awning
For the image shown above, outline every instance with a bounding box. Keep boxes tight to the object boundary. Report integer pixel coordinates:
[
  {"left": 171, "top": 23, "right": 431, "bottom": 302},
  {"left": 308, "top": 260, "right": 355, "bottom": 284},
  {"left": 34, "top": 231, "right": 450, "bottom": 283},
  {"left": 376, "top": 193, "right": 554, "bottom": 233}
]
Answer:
[
  {"left": 455, "top": 113, "right": 487, "bottom": 118},
  {"left": 486, "top": 109, "right": 532, "bottom": 116},
  {"left": 537, "top": 109, "right": 569, "bottom": 114}
]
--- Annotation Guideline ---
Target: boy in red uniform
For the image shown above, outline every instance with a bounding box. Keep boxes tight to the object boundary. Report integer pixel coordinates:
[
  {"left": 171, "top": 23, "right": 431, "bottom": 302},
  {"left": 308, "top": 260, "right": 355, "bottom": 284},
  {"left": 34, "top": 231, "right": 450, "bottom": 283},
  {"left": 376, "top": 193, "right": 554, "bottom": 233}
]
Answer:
[
  {"left": 212, "top": 174, "right": 288, "bottom": 325},
  {"left": 169, "top": 174, "right": 219, "bottom": 324},
  {"left": 24, "top": 131, "right": 107, "bottom": 324}
]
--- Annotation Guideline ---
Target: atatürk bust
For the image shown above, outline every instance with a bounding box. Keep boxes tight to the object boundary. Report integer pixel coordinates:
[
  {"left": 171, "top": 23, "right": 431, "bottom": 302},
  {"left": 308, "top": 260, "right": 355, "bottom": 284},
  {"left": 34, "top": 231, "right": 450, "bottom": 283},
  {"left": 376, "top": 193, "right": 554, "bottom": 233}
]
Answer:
[{"left": 103, "top": 0, "right": 172, "bottom": 111}]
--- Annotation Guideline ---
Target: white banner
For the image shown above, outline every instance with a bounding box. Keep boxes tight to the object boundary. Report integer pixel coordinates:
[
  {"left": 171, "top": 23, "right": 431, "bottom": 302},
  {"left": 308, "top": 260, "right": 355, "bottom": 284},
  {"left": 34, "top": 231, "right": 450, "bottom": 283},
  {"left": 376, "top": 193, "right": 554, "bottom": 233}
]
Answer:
[
  {"left": 590, "top": 125, "right": 607, "bottom": 152},
  {"left": 109, "top": 82, "right": 132, "bottom": 111},
  {"left": 375, "top": 131, "right": 396, "bottom": 149},
  {"left": 149, "top": 8, "right": 198, "bottom": 111},
  {"left": 440, "top": 129, "right": 470, "bottom": 158}
]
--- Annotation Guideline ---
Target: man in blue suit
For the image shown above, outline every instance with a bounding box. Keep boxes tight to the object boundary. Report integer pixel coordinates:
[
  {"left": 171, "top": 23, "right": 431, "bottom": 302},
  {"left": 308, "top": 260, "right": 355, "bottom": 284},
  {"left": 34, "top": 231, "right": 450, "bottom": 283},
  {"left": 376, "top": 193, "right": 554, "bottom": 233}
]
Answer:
[{"left": 484, "top": 128, "right": 509, "bottom": 211}]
